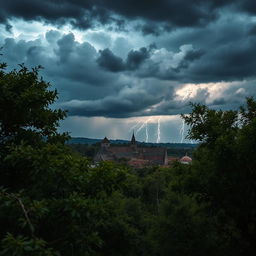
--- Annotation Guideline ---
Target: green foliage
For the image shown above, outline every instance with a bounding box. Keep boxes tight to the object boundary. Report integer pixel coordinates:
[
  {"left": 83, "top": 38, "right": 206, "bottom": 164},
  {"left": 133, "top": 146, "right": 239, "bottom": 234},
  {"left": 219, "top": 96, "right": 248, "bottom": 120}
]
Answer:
[
  {"left": 179, "top": 98, "right": 256, "bottom": 255},
  {"left": 0, "top": 63, "right": 67, "bottom": 145},
  {"left": 149, "top": 192, "right": 220, "bottom": 256},
  {"left": 1, "top": 233, "right": 58, "bottom": 256},
  {"left": 67, "top": 143, "right": 99, "bottom": 158}
]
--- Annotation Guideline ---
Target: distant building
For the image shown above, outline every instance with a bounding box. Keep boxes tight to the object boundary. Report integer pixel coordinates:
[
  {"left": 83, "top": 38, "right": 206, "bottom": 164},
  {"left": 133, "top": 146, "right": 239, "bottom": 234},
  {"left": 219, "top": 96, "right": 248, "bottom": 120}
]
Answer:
[
  {"left": 94, "top": 133, "right": 168, "bottom": 167},
  {"left": 179, "top": 154, "right": 192, "bottom": 164}
]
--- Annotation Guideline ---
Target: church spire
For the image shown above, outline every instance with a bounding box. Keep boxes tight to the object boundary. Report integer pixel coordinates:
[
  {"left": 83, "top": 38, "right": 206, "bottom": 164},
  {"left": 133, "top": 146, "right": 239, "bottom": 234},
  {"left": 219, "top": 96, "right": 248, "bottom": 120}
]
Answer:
[{"left": 131, "top": 131, "right": 136, "bottom": 145}]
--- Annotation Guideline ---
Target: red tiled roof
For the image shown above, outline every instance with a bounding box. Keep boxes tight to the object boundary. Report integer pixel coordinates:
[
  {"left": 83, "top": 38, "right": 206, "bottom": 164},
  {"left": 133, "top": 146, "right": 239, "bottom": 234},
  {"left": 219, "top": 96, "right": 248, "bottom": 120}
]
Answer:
[
  {"left": 95, "top": 143, "right": 167, "bottom": 166},
  {"left": 128, "top": 159, "right": 149, "bottom": 167},
  {"left": 180, "top": 155, "right": 192, "bottom": 162},
  {"left": 109, "top": 147, "right": 133, "bottom": 153},
  {"left": 168, "top": 156, "right": 179, "bottom": 162}
]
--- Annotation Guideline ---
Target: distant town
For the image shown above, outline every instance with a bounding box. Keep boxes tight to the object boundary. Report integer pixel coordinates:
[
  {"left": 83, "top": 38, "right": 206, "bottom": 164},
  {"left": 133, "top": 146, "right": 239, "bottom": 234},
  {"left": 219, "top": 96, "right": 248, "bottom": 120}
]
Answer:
[{"left": 68, "top": 133, "right": 195, "bottom": 168}]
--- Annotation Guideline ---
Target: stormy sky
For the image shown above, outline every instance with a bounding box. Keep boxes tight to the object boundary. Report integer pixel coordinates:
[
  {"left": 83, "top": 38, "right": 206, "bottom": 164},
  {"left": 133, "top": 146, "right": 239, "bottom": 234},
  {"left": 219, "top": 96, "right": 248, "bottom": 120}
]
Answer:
[{"left": 1, "top": 0, "right": 256, "bottom": 143}]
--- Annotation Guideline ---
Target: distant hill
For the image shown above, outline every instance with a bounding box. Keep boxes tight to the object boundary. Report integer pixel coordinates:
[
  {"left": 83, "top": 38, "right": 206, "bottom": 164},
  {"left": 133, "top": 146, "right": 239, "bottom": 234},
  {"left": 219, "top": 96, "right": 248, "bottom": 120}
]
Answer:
[
  {"left": 67, "top": 137, "right": 102, "bottom": 145},
  {"left": 67, "top": 137, "right": 197, "bottom": 149}
]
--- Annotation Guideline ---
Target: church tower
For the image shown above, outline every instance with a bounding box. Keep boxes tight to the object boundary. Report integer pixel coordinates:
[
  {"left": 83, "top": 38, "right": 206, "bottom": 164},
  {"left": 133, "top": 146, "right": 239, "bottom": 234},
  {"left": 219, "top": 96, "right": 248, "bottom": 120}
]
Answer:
[
  {"left": 101, "top": 137, "right": 110, "bottom": 149},
  {"left": 130, "top": 132, "right": 137, "bottom": 150}
]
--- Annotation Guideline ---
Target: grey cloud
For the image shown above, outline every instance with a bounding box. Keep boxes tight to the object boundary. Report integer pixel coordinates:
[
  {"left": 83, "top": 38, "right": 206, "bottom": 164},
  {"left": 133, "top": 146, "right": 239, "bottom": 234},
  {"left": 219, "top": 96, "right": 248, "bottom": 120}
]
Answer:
[
  {"left": 45, "top": 30, "right": 61, "bottom": 44},
  {"left": 248, "top": 25, "right": 256, "bottom": 36},
  {"left": 97, "top": 48, "right": 125, "bottom": 72},
  {"left": 127, "top": 17, "right": 256, "bottom": 83},
  {"left": 211, "top": 81, "right": 256, "bottom": 108},
  {"left": 111, "top": 37, "right": 133, "bottom": 58},
  {"left": 126, "top": 46, "right": 152, "bottom": 70},
  {"left": 1, "top": 12, "right": 256, "bottom": 120},
  {"left": 56, "top": 33, "right": 76, "bottom": 62},
  {"left": 2, "top": 0, "right": 256, "bottom": 144},
  {"left": 60, "top": 79, "right": 173, "bottom": 118},
  {"left": 97, "top": 46, "right": 153, "bottom": 72},
  {"left": 0, "top": 0, "right": 246, "bottom": 33},
  {"left": 238, "top": 0, "right": 256, "bottom": 14},
  {"left": 85, "top": 32, "right": 112, "bottom": 49},
  {"left": 172, "top": 48, "right": 205, "bottom": 73},
  {"left": 1, "top": 32, "right": 122, "bottom": 102},
  {"left": 144, "top": 87, "right": 209, "bottom": 116},
  {"left": 0, "top": 0, "right": 94, "bottom": 29},
  {"left": 99, "top": 0, "right": 232, "bottom": 28},
  {"left": 186, "top": 38, "right": 256, "bottom": 83}
]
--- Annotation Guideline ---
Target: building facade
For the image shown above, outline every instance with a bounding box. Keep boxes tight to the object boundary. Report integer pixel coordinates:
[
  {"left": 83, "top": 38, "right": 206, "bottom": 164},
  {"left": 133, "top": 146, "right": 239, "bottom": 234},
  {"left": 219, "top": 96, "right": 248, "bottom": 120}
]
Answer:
[{"left": 94, "top": 133, "right": 168, "bottom": 167}]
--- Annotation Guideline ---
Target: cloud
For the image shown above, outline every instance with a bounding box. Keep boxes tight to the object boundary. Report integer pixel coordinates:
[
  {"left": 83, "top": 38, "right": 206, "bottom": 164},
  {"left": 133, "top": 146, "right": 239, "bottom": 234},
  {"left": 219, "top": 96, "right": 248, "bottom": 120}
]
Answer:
[
  {"left": 85, "top": 31, "right": 112, "bottom": 49},
  {"left": 1, "top": 6, "right": 256, "bottom": 123},
  {"left": 97, "top": 45, "right": 154, "bottom": 72},
  {"left": 0, "top": 0, "right": 94, "bottom": 29},
  {"left": 0, "top": 31, "right": 123, "bottom": 101},
  {"left": 97, "top": 48, "right": 125, "bottom": 72},
  {"left": 45, "top": 30, "right": 61, "bottom": 44},
  {"left": 126, "top": 46, "right": 153, "bottom": 70},
  {"left": 237, "top": 0, "right": 256, "bottom": 14},
  {"left": 0, "top": 0, "right": 248, "bottom": 33},
  {"left": 60, "top": 79, "right": 173, "bottom": 118},
  {"left": 171, "top": 48, "right": 205, "bottom": 73},
  {"left": 1, "top": 12, "right": 256, "bottom": 142},
  {"left": 122, "top": 17, "right": 256, "bottom": 83}
]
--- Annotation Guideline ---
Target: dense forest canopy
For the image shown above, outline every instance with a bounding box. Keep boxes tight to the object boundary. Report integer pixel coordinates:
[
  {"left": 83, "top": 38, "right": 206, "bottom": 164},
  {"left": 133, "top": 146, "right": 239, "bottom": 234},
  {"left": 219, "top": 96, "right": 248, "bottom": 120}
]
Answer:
[{"left": 0, "top": 61, "right": 256, "bottom": 255}]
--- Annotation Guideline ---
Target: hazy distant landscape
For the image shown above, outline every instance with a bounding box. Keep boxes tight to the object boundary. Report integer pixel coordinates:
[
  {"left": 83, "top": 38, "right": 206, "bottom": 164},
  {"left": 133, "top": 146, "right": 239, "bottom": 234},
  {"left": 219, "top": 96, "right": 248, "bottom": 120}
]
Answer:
[
  {"left": 67, "top": 137, "right": 197, "bottom": 147},
  {"left": 67, "top": 137, "right": 197, "bottom": 158}
]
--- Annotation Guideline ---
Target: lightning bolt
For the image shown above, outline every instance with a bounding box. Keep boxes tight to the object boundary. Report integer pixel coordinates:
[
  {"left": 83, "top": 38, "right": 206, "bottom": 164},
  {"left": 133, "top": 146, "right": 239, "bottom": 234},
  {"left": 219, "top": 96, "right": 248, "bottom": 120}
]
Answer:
[
  {"left": 178, "top": 88, "right": 192, "bottom": 143},
  {"left": 136, "top": 122, "right": 146, "bottom": 135},
  {"left": 132, "top": 118, "right": 152, "bottom": 142},
  {"left": 129, "top": 121, "right": 141, "bottom": 132},
  {"left": 144, "top": 118, "right": 152, "bottom": 142},
  {"left": 156, "top": 118, "right": 161, "bottom": 143},
  {"left": 180, "top": 119, "right": 185, "bottom": 143},
  {"left": 145, "top": 120, "right": 149, "bottom": 143}
]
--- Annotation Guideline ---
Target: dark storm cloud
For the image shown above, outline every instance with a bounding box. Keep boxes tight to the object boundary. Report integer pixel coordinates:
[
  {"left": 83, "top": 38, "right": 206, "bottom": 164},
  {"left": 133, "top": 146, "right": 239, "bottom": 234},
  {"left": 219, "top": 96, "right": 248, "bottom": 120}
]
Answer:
[
  {"left": 61, "top": 96, "right": 153, "bottom": 118},
  {"left": 126, "top": 46, "right": 154, "bottom": 70},
  {"left": 0, "top": 0, "right": 94, "bottom": 29},
  {"left": 102, "top": 0, "right": 256, "bottom": 24},
  {"left": 2, "top": 26, "right": 255, "bottom": 119},
  {"left": 60, "top": 79, "right": 173, "bottom": 118},
  {"left": 1, "top": 0, "right": 256, "bottom": 120},
  {"left": 97, "top": 48, "right": 125, "bottom": 72},
  {"left": 0, "top": 0, "right": 249, "bottom": 32},
  {"left": 97, "top": 46, "right": 153, "bottom": 72},
  {"left": 2, "top": 1, "right": 256, "bottom": 143},
  {"left": 1, "top": 32, "right": 177, "bottom": 118},
  {"left": 0, "top": 32, "right": 123, "bottom": 102},
  {"left": 61, "top": 78, "right": 256, "bottom": 118},
  {"left": 248, "top": 25, "right": 256, "bottom": 36},
  {"left": 145, "top": 41, "right": 256, "bottom": 83},
  {"left": 99, "top": 0, "right": 224, "bottom": 27},
  {"left": 187, "top": 38, "right": 256, "bottom": 82},
  {"left": 211, "top": 81, "right": 256, "bottom": 107},
  {"left": 172, "top": 48, "right": 205, "bottom": 73},
  {"left": 128, "top": 16, "right": 256, "bottom": 83},
  {"left": 238, "top": 0, "right": 256, "bottom": 14}
]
